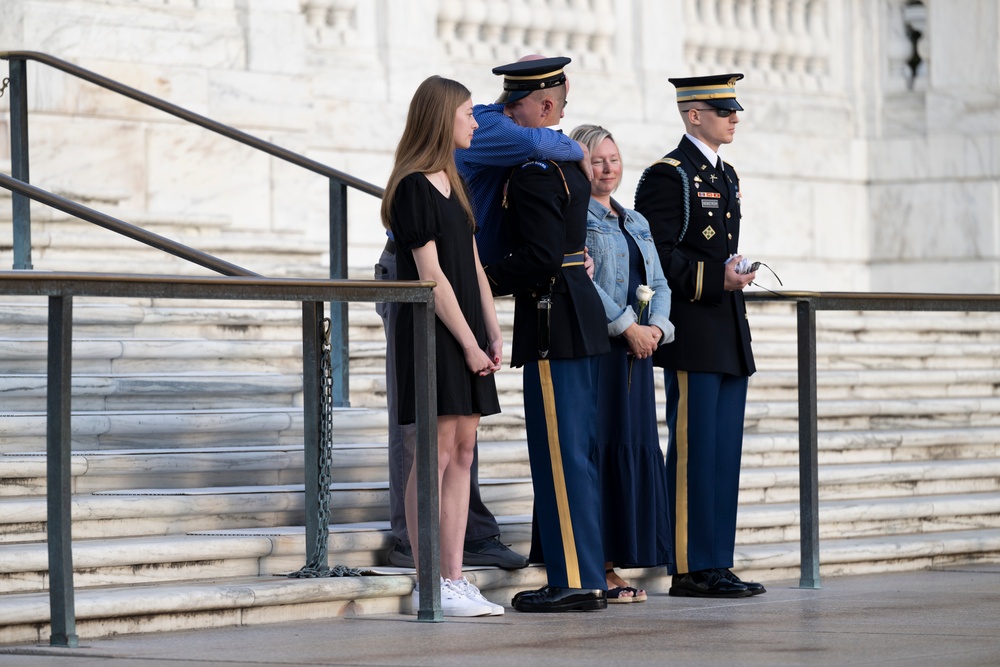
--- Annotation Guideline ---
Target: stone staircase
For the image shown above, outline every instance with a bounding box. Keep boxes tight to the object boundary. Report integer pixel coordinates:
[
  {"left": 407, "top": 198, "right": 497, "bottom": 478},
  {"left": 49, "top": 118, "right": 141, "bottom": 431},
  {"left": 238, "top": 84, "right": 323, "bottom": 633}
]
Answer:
[{"left": 2, "top": 191, "right": 1000, "bottom": 643}]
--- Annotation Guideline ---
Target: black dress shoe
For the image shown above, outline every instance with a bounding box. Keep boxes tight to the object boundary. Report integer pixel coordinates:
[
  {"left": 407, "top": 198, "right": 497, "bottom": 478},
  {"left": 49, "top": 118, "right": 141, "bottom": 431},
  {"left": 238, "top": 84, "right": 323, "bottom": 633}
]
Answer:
[
  {"left": 512, "top": 586, "right": 607, "bottom": 612},
  {"left": 462, "top": 536, "right": 529, "bottom": 569},
  {"left": 717, "top": 568, "right": 766, "bottom": 595},
  {"left": 511, "top": 586, "right": 544, "bottom": 606},
  {"left": 669, "top": 570, "right": 753, "bottom": 598}
]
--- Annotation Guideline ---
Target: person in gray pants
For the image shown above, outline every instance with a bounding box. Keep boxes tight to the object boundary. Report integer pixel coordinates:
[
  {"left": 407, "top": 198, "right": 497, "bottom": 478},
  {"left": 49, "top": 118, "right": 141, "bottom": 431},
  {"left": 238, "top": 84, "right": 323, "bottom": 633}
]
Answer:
[{"left": 376, "top": 239, "right": 527, "bottom": 569}]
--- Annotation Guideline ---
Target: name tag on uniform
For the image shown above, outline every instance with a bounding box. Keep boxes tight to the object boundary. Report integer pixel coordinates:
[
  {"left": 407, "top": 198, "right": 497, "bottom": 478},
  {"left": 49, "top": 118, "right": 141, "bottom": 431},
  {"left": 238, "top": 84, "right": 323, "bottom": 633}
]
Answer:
[{"left": 701, "top": 199, "right": 719, "bottom": 209}]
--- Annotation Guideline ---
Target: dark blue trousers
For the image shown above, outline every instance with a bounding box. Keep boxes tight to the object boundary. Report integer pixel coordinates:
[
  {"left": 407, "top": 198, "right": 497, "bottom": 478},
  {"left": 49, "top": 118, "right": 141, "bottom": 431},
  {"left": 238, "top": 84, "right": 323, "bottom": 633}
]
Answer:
[
  {"left": 664, "top": 369, "right": 748, "bottom": 575},
  {"left": 522, "top": 357, "right": 605, "bottom": 590}
]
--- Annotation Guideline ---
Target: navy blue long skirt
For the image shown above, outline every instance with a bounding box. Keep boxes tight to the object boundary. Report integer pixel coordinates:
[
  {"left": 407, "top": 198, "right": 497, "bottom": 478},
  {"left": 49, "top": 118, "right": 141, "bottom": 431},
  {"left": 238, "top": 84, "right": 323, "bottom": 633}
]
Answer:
[{"left": 595, "top": 335, "right": 672, "bottom": 569}]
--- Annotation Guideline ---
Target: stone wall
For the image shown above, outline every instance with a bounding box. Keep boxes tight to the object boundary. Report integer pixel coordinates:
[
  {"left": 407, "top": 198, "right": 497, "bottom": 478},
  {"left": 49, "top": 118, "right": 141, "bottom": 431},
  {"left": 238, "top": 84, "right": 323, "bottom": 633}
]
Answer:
[{"left": 1, "top": 0, "right": 998, "bottom": 292}]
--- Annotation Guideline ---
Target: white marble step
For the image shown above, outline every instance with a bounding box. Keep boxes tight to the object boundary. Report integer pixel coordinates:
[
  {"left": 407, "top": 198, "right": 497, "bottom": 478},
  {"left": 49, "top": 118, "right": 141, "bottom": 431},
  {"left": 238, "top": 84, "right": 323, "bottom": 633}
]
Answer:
[
  {"left": 739, "top": 459, "right": 1000, "bottom": 503},
  {"left": 744, "top": 395, "right": 1000, "bottom": 432},
  {"left": 754, "top": 339, "right": 1000, "bottom": 371},
  {"left": 0, "top": 478, "right": 533, "bottom": 544},
  {"left": 2, "top": 526, "right": 999, "bottom": 645},
  {"left": 0, "top": 338, "right": 306, "bottom": 374},
  {"left": 0, "top": 407, "right": 318, "bottom": 452},
  {"left": 0, "top": 373, "right": 303, "bottom": 411},
  {"left": 0, "top": 519, "right": 503, "bottom": 595},
  {"left": 746, "top": 368, "right": 1000, "bottom": 401},
  {"left": 0, "top": 488, "right": 308, "bottom": 545},
  {"left": 0, "top": 534, "right": 277, "bottom": 595},
  {"left": 0, "top": 302, "right": 320, "bottom": 341},
  {"left": 735, "top": 492, "right": 1000, "bottom": 545},
  {"left": 0, "top": 444, "right": 377, "bottom": 496},
  {"left": 742, "top": 426, "right": 1000, "bottom": 466},
  {"left": 1, "top": 440, "right": 528, "bottom": 496},
  {"left": 747, "top": 308, "right": 1000, "bottom": 341}
]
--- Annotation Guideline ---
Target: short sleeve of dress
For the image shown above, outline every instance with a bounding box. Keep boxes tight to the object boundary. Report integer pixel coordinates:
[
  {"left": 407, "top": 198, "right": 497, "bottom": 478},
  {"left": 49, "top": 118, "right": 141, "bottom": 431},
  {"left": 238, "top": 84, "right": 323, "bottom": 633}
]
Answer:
[{"left": 390, "top": 173, "right": 441, "bottom": 252}]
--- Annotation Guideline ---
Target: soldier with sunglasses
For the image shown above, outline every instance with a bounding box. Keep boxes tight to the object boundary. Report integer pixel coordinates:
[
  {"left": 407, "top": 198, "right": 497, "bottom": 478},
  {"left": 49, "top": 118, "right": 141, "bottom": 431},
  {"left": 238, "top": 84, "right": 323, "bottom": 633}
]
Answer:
[{"left": 634, "top": 73, "right": 765, "bottom": 598}]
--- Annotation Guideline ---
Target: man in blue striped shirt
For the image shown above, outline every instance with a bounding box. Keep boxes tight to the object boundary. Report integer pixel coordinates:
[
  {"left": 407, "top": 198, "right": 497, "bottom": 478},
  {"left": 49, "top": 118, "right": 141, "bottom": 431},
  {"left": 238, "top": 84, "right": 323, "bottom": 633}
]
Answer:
[{"left": 457, "top": 55, "right": 592, "bottom": 266}]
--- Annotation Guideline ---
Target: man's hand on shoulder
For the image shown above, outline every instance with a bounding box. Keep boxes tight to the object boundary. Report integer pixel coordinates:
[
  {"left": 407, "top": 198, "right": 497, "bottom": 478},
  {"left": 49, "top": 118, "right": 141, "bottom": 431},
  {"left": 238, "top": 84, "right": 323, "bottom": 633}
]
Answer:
[{"left": 576, "top": 141, "right": 593, "bottom": 182}]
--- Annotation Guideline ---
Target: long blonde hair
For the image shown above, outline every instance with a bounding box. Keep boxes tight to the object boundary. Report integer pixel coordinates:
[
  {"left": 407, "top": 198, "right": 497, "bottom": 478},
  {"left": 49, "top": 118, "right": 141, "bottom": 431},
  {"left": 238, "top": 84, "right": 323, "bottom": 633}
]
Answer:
[{"left": 381, "top": 76, "right": 475, "bottom": 230}]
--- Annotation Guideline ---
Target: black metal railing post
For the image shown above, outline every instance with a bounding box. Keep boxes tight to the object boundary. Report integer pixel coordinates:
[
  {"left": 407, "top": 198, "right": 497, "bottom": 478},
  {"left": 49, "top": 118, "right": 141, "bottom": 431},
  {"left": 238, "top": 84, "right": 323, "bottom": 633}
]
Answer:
[
  {"left": 796, "top": 299, "right": 821, "bottom": 588},
  {"left": 8, "top": 56, "right": 33, "bottom": 269},
  {"left": 329, "top": 179, "right": 350, "bottom": 407},
  {"left": 302, "top": 300, "right": 326, "bottom": 569},
  {"left": 413, "top": 297, "right": 441, "bottom": 621},
  {"left": 46, "top": 294, "right": 77, "bottom": 647}
]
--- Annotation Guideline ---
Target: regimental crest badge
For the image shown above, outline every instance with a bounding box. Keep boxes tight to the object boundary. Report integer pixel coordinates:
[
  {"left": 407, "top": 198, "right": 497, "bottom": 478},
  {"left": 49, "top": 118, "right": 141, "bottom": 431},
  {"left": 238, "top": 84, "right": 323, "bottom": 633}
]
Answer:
[{"left": 702, "top": 225, "right": 716, "bottom": 240}]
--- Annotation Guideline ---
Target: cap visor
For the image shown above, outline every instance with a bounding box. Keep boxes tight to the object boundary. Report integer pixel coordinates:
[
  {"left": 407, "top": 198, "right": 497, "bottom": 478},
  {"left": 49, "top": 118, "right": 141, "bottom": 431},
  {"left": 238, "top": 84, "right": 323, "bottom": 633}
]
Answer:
[
  {"left": 496, "top": 89, "right": 530, "bottom": 105},
  {"left": 706, "top": 98, "right": 743, "bottom": 111}
]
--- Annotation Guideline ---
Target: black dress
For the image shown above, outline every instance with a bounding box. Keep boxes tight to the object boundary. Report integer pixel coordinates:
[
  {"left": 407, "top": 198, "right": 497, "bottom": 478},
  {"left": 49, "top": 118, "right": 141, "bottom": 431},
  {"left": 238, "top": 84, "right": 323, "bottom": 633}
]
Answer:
[
  {"left": 594, "top": 214, "right": 672, "bottom": 569},
  {"left": 389, "top": 172, "right": 500, "bottom": 425}
]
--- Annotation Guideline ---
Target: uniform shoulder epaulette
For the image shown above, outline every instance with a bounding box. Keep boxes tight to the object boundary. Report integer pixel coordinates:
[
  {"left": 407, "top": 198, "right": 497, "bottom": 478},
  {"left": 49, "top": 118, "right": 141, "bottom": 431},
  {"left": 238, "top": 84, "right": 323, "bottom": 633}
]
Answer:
[
  {"left": 655, "top": 157, "right": 681, "bottom": 167},
  {"left": 521, "top": 160, "right": 550, "bottom": 170}
]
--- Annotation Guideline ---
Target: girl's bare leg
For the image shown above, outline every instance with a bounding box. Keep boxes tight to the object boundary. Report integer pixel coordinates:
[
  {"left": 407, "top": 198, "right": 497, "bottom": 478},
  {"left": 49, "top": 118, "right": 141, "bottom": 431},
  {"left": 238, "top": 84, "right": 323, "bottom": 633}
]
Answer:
[{"left": 404, "top": 414, "right": 481, "bottom": 582}]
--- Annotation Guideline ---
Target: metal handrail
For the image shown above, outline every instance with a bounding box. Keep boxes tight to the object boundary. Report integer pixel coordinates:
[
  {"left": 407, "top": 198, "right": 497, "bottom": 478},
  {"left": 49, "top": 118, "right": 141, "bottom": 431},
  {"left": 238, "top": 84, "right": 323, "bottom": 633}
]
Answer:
[
  {"left": 744, "top": 290, "right": 1000, "bottom": 589},
  {"left": 0, "top": 270, "right": 442, "bottom": 645},
  {"left": 1, "top": 50, "right": 387, "bottom": 406}
]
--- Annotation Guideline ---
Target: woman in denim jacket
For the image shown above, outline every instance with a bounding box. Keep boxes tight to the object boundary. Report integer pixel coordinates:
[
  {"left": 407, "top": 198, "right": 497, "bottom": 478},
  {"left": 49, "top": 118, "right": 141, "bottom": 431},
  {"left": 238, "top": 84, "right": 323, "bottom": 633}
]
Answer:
[{"left": 570, "top": 124, "right": 675, "bottom": 604}]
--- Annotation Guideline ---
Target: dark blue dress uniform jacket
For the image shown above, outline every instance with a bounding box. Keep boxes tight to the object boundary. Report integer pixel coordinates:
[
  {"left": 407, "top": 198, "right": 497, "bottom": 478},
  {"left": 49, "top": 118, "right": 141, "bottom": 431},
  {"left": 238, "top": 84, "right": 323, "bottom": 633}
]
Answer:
[
  {"left": 634, "top": 136, "right": 755, "bottom": 377},
  {"left": 484, "top": 160, "right": 609, "bottom": 366}
]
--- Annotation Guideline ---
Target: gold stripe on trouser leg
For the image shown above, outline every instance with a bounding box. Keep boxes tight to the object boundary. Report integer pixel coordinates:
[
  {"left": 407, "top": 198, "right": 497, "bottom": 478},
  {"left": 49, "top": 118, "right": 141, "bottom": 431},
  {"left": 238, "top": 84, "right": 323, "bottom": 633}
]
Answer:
[
  {"left": 538, "top": 359, "right": 581, "bottom": 588},
  {"left": 675, "top": 370, "right": 690, "bottom": 573}
]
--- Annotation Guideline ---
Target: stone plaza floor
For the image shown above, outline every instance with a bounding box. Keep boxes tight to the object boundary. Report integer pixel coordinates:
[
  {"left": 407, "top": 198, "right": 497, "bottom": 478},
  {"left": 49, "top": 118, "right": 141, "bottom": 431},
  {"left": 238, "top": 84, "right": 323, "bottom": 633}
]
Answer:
[{"left": 2, "top": 563, "right": 999, "bottom": 667}]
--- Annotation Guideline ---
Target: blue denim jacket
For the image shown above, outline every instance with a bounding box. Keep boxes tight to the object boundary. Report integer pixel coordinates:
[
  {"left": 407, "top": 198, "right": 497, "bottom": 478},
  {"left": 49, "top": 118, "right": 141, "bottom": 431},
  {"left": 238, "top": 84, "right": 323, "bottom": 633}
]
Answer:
[{"left": 586, "top": 198, "right": 675, "bottom": 342}]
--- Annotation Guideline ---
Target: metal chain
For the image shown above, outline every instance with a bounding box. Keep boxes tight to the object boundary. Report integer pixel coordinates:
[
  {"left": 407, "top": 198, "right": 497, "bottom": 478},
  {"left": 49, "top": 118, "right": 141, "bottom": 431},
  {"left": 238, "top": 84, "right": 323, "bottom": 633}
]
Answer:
[
  {"left": 0, "top": 77, "right": 9, "bottom": 98},
  {"left": 288, "top": 317, "right": 363, "bottom": 578}
]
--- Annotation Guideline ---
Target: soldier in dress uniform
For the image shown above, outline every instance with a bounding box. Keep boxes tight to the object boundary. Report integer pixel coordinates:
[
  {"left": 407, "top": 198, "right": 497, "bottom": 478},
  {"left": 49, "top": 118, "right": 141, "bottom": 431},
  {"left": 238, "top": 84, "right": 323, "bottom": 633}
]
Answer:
[
  {"left": 483, "top": 57, "right": 611, "bottom": 612},
  {"left": 634, "top": 72, "right": 767, "bottom": 598}
]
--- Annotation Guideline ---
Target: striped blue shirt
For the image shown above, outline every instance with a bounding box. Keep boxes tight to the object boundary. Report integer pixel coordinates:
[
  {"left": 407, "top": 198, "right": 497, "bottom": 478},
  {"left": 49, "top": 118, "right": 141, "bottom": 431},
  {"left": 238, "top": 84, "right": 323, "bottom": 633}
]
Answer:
[{"left": 455, "top": 103, "right": 584, "bottom": 265}]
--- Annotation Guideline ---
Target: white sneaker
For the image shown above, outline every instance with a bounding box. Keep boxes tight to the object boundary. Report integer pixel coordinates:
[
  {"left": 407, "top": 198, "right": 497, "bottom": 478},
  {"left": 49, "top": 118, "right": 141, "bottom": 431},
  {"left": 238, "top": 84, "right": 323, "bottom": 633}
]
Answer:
[
  {"left": 441, "top": 578, "right": 494, "bottom": 617},
  {"left": 410, "top": 578, "right": 494, "bottom": 617},
  {"left": 451, "top": 576, "right": 505, "bottom": 616}
]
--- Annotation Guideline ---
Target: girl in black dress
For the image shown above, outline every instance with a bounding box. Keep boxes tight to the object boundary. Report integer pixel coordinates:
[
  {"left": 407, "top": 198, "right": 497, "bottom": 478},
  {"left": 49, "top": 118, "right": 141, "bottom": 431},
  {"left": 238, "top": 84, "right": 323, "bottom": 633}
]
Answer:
[{"left": 380, "top": 76, "right": 503, "bottom": 617}]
